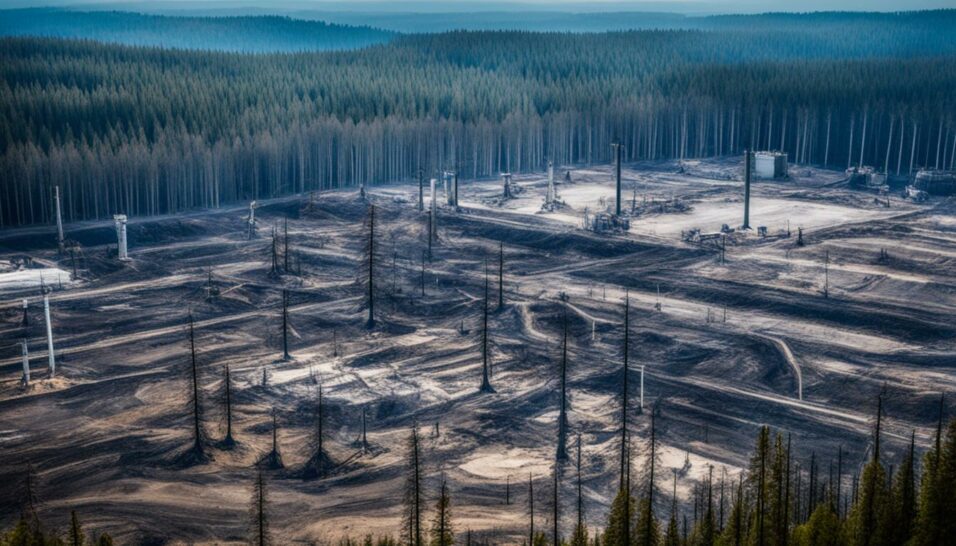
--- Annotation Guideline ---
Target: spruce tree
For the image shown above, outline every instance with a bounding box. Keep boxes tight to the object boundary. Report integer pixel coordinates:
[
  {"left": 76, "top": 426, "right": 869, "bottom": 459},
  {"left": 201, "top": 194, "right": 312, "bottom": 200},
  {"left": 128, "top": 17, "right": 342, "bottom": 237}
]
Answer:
[
  {"left": 635, "top": 406, "right": 660, "bottom": 546},
  {"left": 913, "top": 396, "right": 946, "bottom": 546},
  {"left": 888, "top": 432, "right": 917, "bottom": 546},
  {"left": 570, "top": 434, "right": 588, "bottom": 546},
  {"left": 403, "top": 424, "right": 424, "bottom": 546},
  {"left": 430, "top": 477, "right": 453, "bottom": 546},
  {"left": 745, "top": 426, "right": 771, "bottom": 546},
  {"left": 844, "top": 392, "right": 890, "bottom": 546}
]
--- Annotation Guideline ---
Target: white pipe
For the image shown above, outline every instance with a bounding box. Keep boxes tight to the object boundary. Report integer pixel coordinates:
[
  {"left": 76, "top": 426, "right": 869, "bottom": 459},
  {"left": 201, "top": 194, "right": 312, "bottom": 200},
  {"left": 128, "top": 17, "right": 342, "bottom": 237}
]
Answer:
[
  {"left": 54, "top": 186, "right": 65, "bottom": 252},
  {"left": 44, "top": 294, "right": 55, "bottom": 378},
  {"left": 21, "top": 340, "right": 29, "bottom": 385}
]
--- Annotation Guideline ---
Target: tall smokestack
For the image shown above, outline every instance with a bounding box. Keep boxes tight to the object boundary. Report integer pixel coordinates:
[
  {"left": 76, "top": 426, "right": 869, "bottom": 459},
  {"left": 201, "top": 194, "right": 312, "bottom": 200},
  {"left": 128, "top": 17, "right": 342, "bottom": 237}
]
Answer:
[
  {"left": 612, "top": 143, "right": 622, "bottom": 216},
  {"left": 743, "top": 150, "right": 752, "bottom": 229},
  {"left": 43, "top": 293, "right": 55, "bottom": 378},
  {"left": 54, "top": 186, "right": 65, "bottom": 253}
]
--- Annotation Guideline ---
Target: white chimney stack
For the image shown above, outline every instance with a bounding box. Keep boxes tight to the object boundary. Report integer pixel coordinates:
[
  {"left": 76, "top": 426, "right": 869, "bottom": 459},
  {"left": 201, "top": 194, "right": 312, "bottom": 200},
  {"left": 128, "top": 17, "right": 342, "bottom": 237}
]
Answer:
[
  {"left": 113, "top": 214, "right": 130, "bottom": 261},
  {"left": 44, "top": 293, "right": 55, "bottom": 378}
]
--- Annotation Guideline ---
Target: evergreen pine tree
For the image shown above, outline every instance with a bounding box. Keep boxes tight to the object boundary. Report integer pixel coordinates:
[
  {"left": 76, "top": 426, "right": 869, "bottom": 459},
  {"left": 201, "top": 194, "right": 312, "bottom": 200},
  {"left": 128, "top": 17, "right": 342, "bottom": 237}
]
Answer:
[
  {"left": 844, "top": 392, "right": 890, "bottom": 546},
  {"left": 403, "top": 424, "right": 424, "bottom": 546},
  {"left": 430, "top": 477, "right": 453, "bottom": 546}
]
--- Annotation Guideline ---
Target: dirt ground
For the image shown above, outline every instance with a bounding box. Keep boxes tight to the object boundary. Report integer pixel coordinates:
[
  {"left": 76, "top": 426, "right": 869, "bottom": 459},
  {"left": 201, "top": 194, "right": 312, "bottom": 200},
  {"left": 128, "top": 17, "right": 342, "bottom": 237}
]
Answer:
[{"left": 1, "top": 157, "right": 954, "bottom": 545}]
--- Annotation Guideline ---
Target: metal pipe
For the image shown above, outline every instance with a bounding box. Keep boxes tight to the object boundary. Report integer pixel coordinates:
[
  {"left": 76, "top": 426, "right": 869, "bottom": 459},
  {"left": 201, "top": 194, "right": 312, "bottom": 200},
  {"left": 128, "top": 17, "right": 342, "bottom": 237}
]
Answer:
[{"left": 43, "top": 294, "right": 55, "bottom": 377}]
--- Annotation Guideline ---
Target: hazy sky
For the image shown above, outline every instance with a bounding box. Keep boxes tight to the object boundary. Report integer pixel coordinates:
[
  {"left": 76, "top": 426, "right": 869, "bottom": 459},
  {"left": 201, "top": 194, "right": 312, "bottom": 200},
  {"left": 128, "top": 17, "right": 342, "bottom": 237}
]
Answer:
[{"left": 1, "top": 0, "right": 952, "bottom": 12}]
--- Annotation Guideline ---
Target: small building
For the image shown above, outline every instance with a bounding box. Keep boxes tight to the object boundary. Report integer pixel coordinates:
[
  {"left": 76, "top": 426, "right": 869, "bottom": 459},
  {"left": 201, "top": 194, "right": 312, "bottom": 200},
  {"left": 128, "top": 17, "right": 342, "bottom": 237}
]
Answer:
[
  {"left": 847, "top": 166, "right": 887, "bottom": 189},
  {"left": 754, "top": 152, "right": 788, "bottom": 179},
  {"left": 914, "top": 169, "right": 956, "bottom": 196}
]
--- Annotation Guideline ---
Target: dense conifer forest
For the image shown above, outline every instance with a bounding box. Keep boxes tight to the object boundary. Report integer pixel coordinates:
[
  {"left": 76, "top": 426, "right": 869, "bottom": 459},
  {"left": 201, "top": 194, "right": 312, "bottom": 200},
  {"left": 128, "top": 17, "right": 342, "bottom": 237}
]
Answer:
[
  {"left": 1, "top": 10, "right": 955, "bottom": 228},
  {"left": 0, "top": 9, "right": 395, "bottom": 52}
]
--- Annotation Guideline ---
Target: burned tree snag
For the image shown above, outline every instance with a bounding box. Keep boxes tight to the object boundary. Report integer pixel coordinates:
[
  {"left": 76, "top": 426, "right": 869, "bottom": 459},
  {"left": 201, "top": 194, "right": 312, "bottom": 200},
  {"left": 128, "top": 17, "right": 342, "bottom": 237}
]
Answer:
[
  {"left": 186, "top": 313, "right": 206, "bottom": 459},
  {"left": 365, "top": 204, "right": 376, "bottom": 329},
  {"left": 281, "top": 289, "right": 291, "bottom": 361},
  {"left": 480, "top": 263, "right": 495, "bottom": 393},
  {"left": 557, "top": 310, "right": 570, "bottom": 461},
  {"left": 498, "top": 242, "right": 505, "bottom": 311},
  {"left": 222, "top": 364, "right": 236, "bottom": 448}
]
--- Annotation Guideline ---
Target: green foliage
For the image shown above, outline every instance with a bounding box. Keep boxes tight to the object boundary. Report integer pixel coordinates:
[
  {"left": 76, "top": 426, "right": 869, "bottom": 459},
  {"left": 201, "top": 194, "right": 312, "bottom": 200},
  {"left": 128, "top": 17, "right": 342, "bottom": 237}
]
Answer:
[
  {"left": 790, "top": 504, "right": 841, "bottom": 546},
  {"left": 604, "top": 487, "right": 636, "bottom": 546}
]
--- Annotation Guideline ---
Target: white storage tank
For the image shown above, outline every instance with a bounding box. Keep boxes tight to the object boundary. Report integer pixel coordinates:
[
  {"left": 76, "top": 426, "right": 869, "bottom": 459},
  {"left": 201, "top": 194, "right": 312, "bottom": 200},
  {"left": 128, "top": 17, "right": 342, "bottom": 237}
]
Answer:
[{"left": 755, "top": 152, "right": 788, "bottom": 179}]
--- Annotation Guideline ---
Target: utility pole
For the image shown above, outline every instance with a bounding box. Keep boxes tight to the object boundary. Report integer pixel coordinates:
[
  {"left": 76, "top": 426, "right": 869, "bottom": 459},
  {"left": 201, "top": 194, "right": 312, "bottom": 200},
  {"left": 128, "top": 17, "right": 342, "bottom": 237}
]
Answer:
[
  {"left": 418, "top": 167, "right": 424, "bottom": 212},
  {"left": 743, "top": 150, "right": 752, "bottom": 229},
  {"left": 43, "top": 293, "right": 55, "bottom": 377},
  {"left": 612, "top": 143, "right": 623, "bottom": 216}
]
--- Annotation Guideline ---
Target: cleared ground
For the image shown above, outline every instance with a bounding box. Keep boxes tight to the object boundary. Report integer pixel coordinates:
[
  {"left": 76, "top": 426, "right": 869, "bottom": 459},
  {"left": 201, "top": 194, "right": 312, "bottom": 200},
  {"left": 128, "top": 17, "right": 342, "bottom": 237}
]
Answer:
[{"left": 1, "top": 158, "right": 954, "bottom": 544}]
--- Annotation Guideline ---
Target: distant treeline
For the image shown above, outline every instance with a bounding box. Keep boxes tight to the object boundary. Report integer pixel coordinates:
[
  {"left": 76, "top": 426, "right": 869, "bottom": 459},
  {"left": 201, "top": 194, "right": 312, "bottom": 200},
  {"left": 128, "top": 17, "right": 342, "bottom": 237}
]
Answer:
[
  {"left": 1, "top": 12, "right": 956, "bottom": 228},
  {"left": 0, "top": 9, "right": 395, "bottom": 52}
]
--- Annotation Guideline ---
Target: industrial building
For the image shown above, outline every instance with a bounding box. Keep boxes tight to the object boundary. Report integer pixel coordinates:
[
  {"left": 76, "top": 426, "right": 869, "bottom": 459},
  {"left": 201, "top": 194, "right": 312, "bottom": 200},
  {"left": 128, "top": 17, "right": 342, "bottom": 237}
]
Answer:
[
  {"left": 754, "top": 152, "right": 788, "bottom": 179},
  {"left": 914, "top": 169, "right": 956, "bottom": 195}
]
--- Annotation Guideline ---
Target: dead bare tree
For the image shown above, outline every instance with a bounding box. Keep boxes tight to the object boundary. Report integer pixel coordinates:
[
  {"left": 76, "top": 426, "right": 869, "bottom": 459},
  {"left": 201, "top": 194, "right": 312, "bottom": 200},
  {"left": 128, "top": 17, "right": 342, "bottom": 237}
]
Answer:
[
  {"left": 479, "top": 263, "right": 495, "bottom": 393},
  {"left": 249, "top": 469, "right": 271, "bottom": 546},
  {"left": 281, "top": 289, "right": 292, "bottom": 361},
  {"left": 185, "top": 313, "right": 207, "bottom": 461},
  {"left": 303, "top": 385, "right": 332, "bottom": 479},
  {"left": 498, "top": 242, "right": 505, "bottom": 311},
  {"left": 221, "top": 364, "right": 236, "bottom": 448},
  {"left": 557, "top": 309, "right": 570, "bottom": 461},
  {"left": 364, "top": 204, "right": 377, "bottom": 329},
  {"left": 263, "top": 408, "right": 284, "bottom": 470}
]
